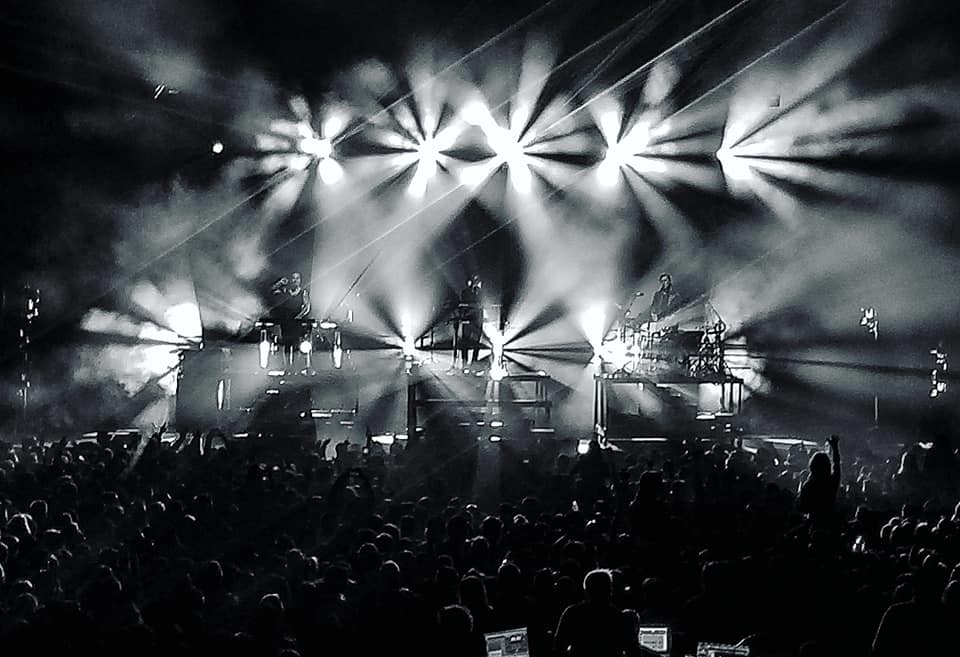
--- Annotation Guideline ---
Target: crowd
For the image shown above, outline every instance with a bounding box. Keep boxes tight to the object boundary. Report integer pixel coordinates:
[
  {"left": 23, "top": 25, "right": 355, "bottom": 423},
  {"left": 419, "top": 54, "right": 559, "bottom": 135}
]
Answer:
[{"left": 0, "top": 418, "right": 958, "bottom": 656}]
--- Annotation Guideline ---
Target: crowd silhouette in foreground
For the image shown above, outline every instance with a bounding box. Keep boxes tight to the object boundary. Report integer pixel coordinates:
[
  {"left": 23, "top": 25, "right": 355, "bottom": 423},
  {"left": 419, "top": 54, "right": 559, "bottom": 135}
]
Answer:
[{"left": 0, "top": 421, "right": 958, "bottom": 656}]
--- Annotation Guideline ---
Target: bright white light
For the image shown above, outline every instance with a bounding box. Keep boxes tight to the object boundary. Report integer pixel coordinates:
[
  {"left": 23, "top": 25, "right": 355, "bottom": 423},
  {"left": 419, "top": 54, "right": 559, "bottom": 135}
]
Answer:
[
  {"left": 418, "top": 137, "right": 440, "bottom": 164},
  {"left": 402, "top": 336, "right": 416, "bottom": 358},
  {"left": 489, "top": 435, "right": 502, "bottom": 443},
  {"left": 716, "top": 145, "right": 754, "bottom": 194},
  {"left": 432, "top": 127, "right": 458, "bottom": 152},
  {"left": 259, "top": 339, "right": 271, "bottom": 369},
  {"left": 211, "top": 141, "right": 224, "bottom": 154},
  {"left": 596, "top": 158, "right": 621, "bottom": 188},
  {"left": 333, "top": 344, "right": 343, "bottom": 369},
  {"left": 164, "top": 303, "right": 203, "bottom": 341},
  {"left": 299, "top": 339, "right": 313, "bottom": 355},
  {"left": 408, "top": 136, "right": 441, "bottom": 197},
  {"left": 319, "top": 320, "right": 338, "bottom": 330},
  {"left": 599, "top": 111, "right": 620, "bottom": 143},
  {"left": 577, "top": 439, "right": 590, "bottom": 455},
  {"left": 317, "top": 158, "right": 344, "bottom": 184},
  {"left": 458, "top": 162, "right": 492, "bottom": 187},
  {"left": 299, "top": 136, "right": 333, "bottom": 158},
  {"left": 217, "top": 379, "right": 225, "bottom": 410},
  {"left": 322, "top": 114, "right": 346, "bottom": 138},
  {"left": 579, "top": 304, "right": 607, "bottom": 352},
  {"left": 487, "top": 126, "right": 525, "bottom": 164},
  {"left": 510, "top": 163, "right": 533, "bottom": 194},
  {"left": 461, "top": 100, "right": 491, "bottom": 127},
  {"left": 490, "top": 364, "right": 506, "bottom": 382}
]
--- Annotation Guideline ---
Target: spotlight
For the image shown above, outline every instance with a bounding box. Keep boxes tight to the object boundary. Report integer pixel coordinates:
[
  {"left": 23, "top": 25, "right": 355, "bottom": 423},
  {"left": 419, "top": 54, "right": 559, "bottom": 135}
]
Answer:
[
  {"left": 490, "top": 365, "right": 506, "bottom": 382},
  {"left": 322, "top": 114, "right": 346, "bottom": 138},
  {"left": 299, "top": 136, "right": 332, "bottom": 158},
  {"left": 596, "top": 158, "right": 621, "bottom": 188},
  {"left": 577, "top": 439, "right": 590, "bottom": 455},
  {"left": 319, "top": 320, "right": 338, "bottom": 330},
  {"left": 486, "top": 126, "right": 525, "bottom": 164},
  {"left": 402, "top": 336, "right": 416, "bottom": 359},
  {"left": 461, "top": 100, "right": 491, "bottom": 127},
  {"left": 299, "top": 339, "right": 313, "bottom": 355},
  {"left": 579, "top": 304, "right": 607, "bottom": 353},
  {"left": 317, "top": 157, "right": 344, "bottom": 184},
  {"left": 489, "top": 435, "right": 502, "bottom": 443},
  {"left": 598, "top": 110, "right": 621, "bottom": 143},
  {"left": 211, "top": 141, "right": 224, "bottom": 154}
]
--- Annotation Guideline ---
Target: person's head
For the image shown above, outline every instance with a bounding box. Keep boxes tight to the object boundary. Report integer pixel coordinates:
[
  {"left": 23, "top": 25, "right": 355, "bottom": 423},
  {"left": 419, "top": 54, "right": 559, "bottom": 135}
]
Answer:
[
  {"left": 658, "top": 273, "right": 672, "bottom": 290},
  {"left": 583, "top": 568, "right": 613, "bottom": 604},
  {"left": 290, "top": 272, "right": 302, "bottom": 288},
  {"left": 808, "top": 452, "right": 831, "bottom": 478}
]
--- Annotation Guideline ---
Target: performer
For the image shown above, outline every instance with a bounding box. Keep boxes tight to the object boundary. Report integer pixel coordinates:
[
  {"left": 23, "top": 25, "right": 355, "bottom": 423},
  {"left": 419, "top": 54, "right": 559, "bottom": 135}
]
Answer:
[
  {"left": 459, "top": 275, "right": 483, "bottom": 367},
  {"left": 649, "top": 273, "right": 678, "bottom": 322},
  {"left": 272, "top": 272, "right": 311, "bottom": 367}
]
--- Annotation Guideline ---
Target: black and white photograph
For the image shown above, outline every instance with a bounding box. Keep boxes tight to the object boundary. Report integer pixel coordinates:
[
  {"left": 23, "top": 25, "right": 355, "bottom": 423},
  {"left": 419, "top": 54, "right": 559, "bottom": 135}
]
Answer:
[{"left": 0, "top": 0, "right": 958, "bottom": 655}]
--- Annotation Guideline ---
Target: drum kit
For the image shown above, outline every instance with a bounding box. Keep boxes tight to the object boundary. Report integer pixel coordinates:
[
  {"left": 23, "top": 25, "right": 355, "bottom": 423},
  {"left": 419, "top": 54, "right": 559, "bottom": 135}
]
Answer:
[{"left": 601, "top": 298, "right": 728, "bottom": 377}]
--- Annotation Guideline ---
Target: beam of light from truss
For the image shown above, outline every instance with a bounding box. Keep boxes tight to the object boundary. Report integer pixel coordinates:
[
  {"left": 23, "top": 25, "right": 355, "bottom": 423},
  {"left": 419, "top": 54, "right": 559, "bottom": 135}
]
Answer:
[
  {"left": 646, "top": 1, "right": 850, "bottom": 145},
  {"left": 528, "top": 0, "right": 758, "bottom": 148},
  {"left": 331, "top": 0, "right": 565, "bottom": 148}
]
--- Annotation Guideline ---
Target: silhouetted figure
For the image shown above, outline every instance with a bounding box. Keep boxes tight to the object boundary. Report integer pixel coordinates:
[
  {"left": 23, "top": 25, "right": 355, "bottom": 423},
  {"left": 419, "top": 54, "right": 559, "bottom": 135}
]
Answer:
[
  {"left": 554, "top": 569, "right": 632, "bottom": 657},
  {"left": 798, "top": 435, "right": 841, "bottom": 528}
]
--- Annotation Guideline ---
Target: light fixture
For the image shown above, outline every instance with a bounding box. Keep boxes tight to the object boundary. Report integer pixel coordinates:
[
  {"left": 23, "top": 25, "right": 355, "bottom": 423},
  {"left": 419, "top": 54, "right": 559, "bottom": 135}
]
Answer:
[
  {"left": 299, "top": 339, "right": 313, "bottom": 355},
  {"left": 299, "top": 135, "right": 333, "bottom": 158}
]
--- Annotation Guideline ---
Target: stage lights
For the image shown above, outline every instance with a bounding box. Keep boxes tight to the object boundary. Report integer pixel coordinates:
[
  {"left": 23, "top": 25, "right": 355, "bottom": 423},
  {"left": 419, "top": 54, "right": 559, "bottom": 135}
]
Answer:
[
  {"left": 460, "top": 100, "right": 532, "bottom": 192},
  {"left": 299, "top": 339, "right": 313, "bottom": 355},
  {"left": 317, "top": 157, "right": 344, "bottom": 184},
  {"left": 298, "top": 135, "right": 333, "bottom": 158},
  {"left": 402, "top": 335, "right": 416, "bottom": 359},
  {"left": 211, "top": 141, "right": 224, "bottom": 154},
  {"left": 322, "top": 114, "right": 346, "bottom": 139},
  {"left": 259, "top": 337, "right": 271, "bottom": 369},
  {"left": 597, "top": 114, "right": 652, "bottom": 186},
  {"left": 461, "top": 100, "right": 493, "bottom": 128},
  {"left": 579, "top": 304, "right": 607, "bottom": 353}
]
